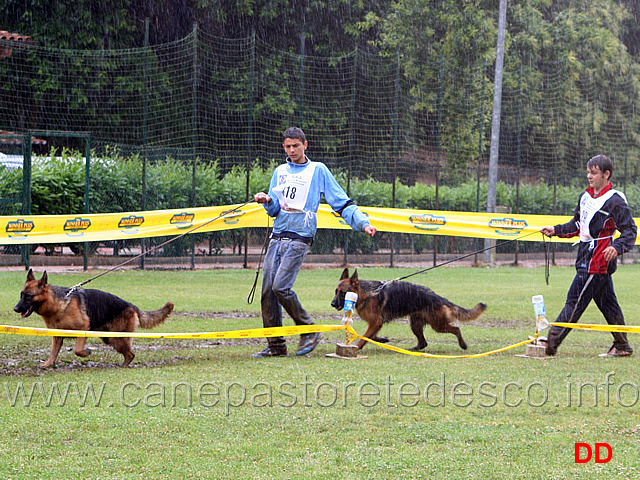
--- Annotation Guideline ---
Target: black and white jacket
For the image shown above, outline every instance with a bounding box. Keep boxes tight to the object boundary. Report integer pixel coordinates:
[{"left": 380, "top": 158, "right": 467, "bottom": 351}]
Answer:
[{"left": 554, "top": 182, "right": 637, "bottom": 274}]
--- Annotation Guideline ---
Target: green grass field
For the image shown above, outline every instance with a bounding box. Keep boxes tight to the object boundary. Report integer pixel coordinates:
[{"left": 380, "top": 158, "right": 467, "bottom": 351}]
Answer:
[{"left": 1, "top": 265, "right": 639, "bottom": 479}]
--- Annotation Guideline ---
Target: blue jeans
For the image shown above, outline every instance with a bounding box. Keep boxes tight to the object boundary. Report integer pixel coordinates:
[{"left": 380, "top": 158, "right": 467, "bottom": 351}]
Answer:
[
  {"left": 261, "top": 238, "right": 313, "bottom": 348},
  {"left": 548, "top": 270, "right": 632, "bottom": 352}
]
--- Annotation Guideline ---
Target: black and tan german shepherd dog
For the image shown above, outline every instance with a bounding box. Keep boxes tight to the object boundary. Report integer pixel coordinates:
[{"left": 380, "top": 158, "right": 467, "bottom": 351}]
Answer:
[
  {"left": 331, "top": 268, "right": 487, "bottom": 351},
  {"left": 14, "top": 269, "right": 174, "bottom": 368}
]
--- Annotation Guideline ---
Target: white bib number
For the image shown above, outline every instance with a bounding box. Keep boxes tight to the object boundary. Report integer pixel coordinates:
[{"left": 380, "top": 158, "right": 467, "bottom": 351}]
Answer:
[
  {"left": 578, "top": 189, "right": 616, "bottom": 243},
  {"left": 273, "top": 162, "right": 317, "bottom": 212}
]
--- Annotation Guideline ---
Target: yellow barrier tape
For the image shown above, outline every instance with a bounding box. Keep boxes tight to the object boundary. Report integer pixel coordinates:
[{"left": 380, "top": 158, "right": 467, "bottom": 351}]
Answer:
[
  {"left": 0, "top": 324, "right": 345, "bottom": 339},
  {"left": 343, "top": 324, "right": 534, "bottom": 359},
  {"left": 551, "top": 322, "right": 640, "bottom": 334},
  {"left": 5, "top": 203, "right": 639, "bottom": 245},
  {"left": 0, "top": 323, "right": 535, "bottom": 359}
]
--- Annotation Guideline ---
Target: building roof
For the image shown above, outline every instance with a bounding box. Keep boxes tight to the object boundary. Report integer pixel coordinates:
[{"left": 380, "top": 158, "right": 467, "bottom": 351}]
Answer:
[
  {"left": 0, "top": 31, "right": 36, "bottom": 59},
  {"left": 0, "top": 131, "right": 47, "bottom": 146}
]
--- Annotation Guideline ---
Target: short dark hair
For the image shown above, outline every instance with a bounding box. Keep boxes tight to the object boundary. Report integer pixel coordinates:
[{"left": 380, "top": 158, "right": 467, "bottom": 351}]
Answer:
[
  {"left": 587, "top": 154, "right": 613, "bottom": 179},
  {"left": 283, "top": 127, "right": 306, "bottom": 143}
]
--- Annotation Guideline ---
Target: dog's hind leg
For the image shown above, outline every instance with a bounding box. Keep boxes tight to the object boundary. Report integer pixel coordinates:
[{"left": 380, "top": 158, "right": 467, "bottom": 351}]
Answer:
[
  {"left": 73, "top": 337, "right": 91, "bottom": 358},
  {"left": 450, "top": 326, "right": 468, "bottom": 350},
  {"left": 428, "top": 306, "right": 469, "bottom": 350},
  {"left": 110, "top": 337, "right": 135, "bottom": 367},
  {"left": 431, "top": 321, "right": 468, "bottom": 350},
  {"left": 448, "top": 326, "right": 467, "bottom": 350},
  {"left": 408, "top": 313, "right": 428, "bottom": 351},
  {"left": 42, "top": 337, "right": 64, "bottom": 367}
]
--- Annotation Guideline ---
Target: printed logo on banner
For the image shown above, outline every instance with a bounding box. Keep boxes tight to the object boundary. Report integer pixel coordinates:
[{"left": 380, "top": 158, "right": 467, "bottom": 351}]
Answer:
[
  {"left": 170, "top": 212, "right": 195, "bottom": 229},
  {"left": 489, "top": 217, "right": 527, "bottom": 236},
  {"left": 118, "top": 215, "right": 144, "bottom": 234},
  {"left": 64, "top": 217, "right": 91, "bottom": 234},
  {"left": 410, "top": 214, "right": 446, "bottom": 231},
  {"left": 119, "top": 215, "right": 144, "bottom": 229},
  {"left": 6, "top": 219, "right": 35, "bottom": 236},
  {"left": 222, "top": 210, "right": 245, "bottom": 225}
]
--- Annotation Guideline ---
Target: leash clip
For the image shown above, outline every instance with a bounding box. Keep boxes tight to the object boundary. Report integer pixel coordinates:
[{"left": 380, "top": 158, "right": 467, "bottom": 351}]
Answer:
[{"left": 65, "top": 285, "right": 79, "bottom": 298}]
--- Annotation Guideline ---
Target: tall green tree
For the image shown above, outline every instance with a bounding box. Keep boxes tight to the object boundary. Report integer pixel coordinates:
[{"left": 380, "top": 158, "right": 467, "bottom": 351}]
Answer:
[
  {"left": 1, "top": 0, "right": 137, "bottom": 49},
  {"left": 363, "top": 0, "right": 640, "bottom": 177}
]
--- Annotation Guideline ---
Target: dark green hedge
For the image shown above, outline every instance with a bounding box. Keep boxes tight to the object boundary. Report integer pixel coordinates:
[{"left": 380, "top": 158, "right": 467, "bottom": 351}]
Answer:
[{"left": 3, "top": 151, "right": 639, "bottom": 255}]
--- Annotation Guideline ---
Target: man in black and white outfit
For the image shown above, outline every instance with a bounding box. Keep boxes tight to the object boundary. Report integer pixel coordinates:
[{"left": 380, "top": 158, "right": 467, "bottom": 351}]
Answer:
[{"left": 541, "top": 154, "right": 636, "bottom": 357}]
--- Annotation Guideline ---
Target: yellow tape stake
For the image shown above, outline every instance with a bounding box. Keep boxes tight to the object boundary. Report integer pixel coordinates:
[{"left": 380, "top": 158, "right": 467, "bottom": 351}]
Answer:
[
  {"left": 551, "top": 322, "right": 640, "bottom": 334},
  {"left": 344, "top": 324, "right": 535, "bottom": 359}
]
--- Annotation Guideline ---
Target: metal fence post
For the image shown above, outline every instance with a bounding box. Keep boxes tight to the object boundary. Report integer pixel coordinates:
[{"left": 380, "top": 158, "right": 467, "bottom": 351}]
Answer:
[
  {"left": 21, "top": 133, "right": 32, "bottom": 269},
  {"left": 140, "top": 17, "right": 150, "bottom": 270},
  {"left": 390, "top": 48, "right": 400, "bottom": 268},
  {"left": 191, "top": 22, "right": 198, "bottom": 270},
  {"left": 245, "top": 29, "right": 256, "bottom": 269},
  {"left": 83, "top": 134, "right": 91, "bottom": 270}
]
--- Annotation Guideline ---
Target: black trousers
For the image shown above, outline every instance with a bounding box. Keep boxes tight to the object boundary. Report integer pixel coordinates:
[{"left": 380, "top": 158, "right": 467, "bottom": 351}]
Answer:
[{"left": 548, "top": 270, "right": 632, "bottom": 352}]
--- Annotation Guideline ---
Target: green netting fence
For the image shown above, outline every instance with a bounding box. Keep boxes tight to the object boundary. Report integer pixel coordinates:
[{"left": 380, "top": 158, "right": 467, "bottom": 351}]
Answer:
[{"left": 0, "top": 24, "right": 638, "bottom": 269}]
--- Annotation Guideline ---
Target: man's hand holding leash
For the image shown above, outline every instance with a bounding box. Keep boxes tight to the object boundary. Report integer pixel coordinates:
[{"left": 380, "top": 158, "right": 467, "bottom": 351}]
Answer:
[
  {"left": 540, "top": 226, "right": 555, "bottom": 237},
  {"left": 254, "top": 192, "right": 271, "bottom": 204}
]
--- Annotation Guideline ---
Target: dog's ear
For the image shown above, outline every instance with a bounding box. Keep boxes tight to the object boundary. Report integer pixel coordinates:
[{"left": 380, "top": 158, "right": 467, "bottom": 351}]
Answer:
[
  {"left": 39, "top": 271, "right": 48, "bottom": 286},
  {"left": 340, "top": 268, "right": 349, "bottom": 280},
  {"left": 350, "top": 269, "right": 359, "bottom": 283},
  {"left": 26, "top": 268, "right": 35, "bottom": 282}
]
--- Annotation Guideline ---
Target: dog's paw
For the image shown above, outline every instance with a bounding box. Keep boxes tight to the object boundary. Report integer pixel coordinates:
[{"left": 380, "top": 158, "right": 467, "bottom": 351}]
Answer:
[{"left": 371, "top": 336, "right": 390, "bottom": 343}]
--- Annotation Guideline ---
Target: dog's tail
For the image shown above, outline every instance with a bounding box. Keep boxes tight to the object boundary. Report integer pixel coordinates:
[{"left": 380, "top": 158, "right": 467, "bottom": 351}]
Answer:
[
  {"left": 138, "top": 302, "right": 174, "bottom": 329},
  {"left": 451, "top": 302, "right": 487, "bottom": 323}
]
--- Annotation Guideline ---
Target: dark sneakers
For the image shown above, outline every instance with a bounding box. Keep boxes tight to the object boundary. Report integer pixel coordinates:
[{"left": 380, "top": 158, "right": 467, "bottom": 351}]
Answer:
[
  {"left": 545, "top": 341, "right": 557, "bottom": 356},
  {"left": 296, "top": 332, "right": 322, "bottom": 356},
  {"left": 251, "top": 333, "right": 322, "bottom": 357},
  {"left": 536, "top": 337, "right": 557, "bottom": 356},
  {"left": 252, "top": 346, "right": 288, "bottom": 358},
  {"left": 599, "top": 347, "right": 633, "bottom": 358},
  {"left": 529, "top": 337, "right": 558, "bottom": 357},
  {"left": 538, "top": 338, "right": 633, "bottom": 358}
]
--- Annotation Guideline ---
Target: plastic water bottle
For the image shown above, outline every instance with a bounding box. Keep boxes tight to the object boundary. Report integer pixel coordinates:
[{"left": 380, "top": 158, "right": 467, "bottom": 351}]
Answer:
[
  {"left": 532, "top": 295, "right": 549, "bottom": 331},
  {"left": 341, "top": 292, "right": 358, "bottom": 325}
]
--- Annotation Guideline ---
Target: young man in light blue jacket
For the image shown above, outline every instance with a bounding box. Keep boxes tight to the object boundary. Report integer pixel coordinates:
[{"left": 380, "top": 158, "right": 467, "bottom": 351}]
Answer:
[{"left": 252, "top": 127, "right": 377, "bottom": 357}]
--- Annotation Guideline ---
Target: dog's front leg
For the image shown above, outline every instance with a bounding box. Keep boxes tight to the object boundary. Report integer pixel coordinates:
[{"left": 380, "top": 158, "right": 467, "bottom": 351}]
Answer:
[
  {"left": 41, "top": 336, "right": 64, "bottom": 367},
  {"left": 358, "top": 320, "right": 384, "bottom": 349},
  {"left": 73, "top": 337, "right": 91, "bottom": 358}
]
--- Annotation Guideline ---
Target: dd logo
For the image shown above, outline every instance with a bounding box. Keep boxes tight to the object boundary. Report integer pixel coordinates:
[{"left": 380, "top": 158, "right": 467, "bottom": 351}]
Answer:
[{"left": 574, "top": 443, "right": 612, "bottom": 464}]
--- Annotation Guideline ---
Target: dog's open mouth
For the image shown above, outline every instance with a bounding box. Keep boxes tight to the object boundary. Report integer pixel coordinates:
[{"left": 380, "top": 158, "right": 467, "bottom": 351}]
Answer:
[{"left": 19, "top": 305, "right": 34, "bottom": 318}]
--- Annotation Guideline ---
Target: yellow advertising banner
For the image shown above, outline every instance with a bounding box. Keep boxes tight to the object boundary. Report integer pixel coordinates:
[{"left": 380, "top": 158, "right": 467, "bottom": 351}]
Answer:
[{"left": 1, "top": 203, "right": 637, "bottom": 245}]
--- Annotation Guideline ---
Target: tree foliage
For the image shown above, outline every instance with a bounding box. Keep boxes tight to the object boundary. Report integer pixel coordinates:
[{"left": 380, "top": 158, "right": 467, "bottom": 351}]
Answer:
[{"left": 2, "top": 0, "right": 640, "bottom": 180}]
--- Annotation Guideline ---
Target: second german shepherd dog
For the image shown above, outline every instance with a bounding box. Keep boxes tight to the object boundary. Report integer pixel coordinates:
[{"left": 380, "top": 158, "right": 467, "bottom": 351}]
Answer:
[
  {"left": 14, "top": 269, "right": 174, "bottom": 368},
  {"left": 331, "top": 268, "right": 486, "bottom": 351}
]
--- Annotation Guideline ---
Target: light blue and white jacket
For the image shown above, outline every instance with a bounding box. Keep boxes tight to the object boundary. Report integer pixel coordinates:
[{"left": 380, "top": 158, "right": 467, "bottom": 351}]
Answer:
[{"left": 262, "top": 156, "right": 370, "bottom": 239}]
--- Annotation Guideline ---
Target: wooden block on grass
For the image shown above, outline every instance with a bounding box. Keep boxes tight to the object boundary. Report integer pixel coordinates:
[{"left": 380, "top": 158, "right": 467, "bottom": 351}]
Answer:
[
  {"left": 524, "top": 344, "right": 547, "bottom": 357},
  {"left": 335, "top": 343, "right": 359, "bottom": 358}
]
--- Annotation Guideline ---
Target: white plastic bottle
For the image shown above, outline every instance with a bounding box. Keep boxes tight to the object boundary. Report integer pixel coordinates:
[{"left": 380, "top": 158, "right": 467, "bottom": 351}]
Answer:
[
  {"left": 532, "top": 295, "right": 549, "bottom": 331},
  {"left": 341, "top": 292, "right": 358, "bottom": 325}
]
